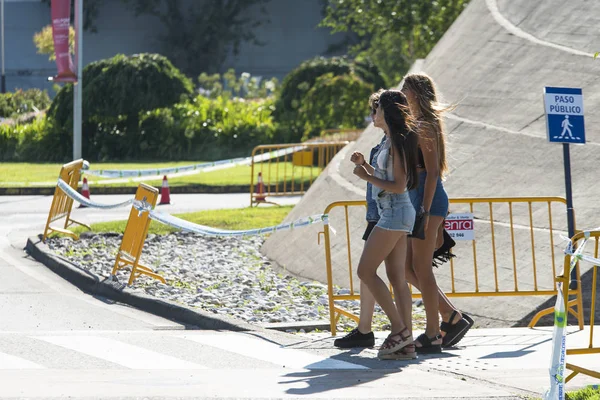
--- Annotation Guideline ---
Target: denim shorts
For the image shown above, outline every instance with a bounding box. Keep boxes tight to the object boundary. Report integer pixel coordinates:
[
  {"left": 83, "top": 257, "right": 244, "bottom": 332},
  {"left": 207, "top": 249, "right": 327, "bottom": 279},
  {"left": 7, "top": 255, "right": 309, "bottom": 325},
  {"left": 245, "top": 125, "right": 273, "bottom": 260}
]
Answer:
[
  {"left": 375, "top": 191, "right": 416, "bottom": 233},
  {"left": 409, "top": 171, "right": 449, "bottom": 217}
]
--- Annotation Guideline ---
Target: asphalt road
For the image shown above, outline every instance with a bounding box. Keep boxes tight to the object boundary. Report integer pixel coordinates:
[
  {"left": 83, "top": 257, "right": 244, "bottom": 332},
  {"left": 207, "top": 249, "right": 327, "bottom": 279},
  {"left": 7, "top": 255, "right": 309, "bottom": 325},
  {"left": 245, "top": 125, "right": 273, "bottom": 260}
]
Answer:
[{"left": 0, "top": 193, "right": 525, "bottom": 399}]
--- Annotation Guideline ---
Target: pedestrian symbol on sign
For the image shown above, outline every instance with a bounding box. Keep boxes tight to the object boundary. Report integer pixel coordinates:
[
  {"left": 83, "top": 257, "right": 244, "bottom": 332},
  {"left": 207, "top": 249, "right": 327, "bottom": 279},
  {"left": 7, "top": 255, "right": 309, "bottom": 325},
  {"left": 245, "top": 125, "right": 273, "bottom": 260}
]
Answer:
[
  {"left": 544, "top": 87, "right": 585, "bottom": 144},
  {"left": 555, "top": 115, "right": 577, "bottom": 140}
]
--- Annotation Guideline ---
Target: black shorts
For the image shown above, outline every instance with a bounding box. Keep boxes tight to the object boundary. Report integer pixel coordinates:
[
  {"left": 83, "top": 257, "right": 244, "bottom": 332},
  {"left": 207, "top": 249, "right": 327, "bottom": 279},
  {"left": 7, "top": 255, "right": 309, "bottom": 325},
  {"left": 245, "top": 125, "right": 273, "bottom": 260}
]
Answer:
[{"left": 362, "top": 221, "right": 378, "bottom": 241}]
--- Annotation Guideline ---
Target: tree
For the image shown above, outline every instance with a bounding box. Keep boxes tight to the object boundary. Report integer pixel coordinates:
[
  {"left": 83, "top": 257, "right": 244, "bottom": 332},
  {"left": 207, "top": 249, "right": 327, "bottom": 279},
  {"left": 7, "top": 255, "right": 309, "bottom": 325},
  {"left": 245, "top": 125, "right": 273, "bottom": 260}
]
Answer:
[
  {"left": 41, "top": 0, "right": 271, "bottom": 76},
  {"left": 122, "top": 0, "right": 271, "bottom": 75},
  {"left": 320, "top": 0, "right": 470, "bottom": 85},
  {"left": 33, "top": 25, "right": 76, "bottom": 61}
]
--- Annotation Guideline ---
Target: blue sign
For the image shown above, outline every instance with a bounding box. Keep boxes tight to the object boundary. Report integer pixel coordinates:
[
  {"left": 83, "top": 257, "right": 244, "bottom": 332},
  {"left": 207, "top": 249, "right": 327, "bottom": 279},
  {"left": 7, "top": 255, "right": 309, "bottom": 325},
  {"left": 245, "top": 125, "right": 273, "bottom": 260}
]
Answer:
[{"left": 544, "top": 87, "right": 585, "bottom": 144}]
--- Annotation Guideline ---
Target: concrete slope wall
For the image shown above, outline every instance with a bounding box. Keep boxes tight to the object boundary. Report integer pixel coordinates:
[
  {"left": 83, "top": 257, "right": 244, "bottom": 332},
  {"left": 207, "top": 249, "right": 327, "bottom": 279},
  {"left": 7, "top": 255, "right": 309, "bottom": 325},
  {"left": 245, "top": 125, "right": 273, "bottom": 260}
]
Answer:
[{"left": 263, "top": 0, "right": 600, "bottom": 328}]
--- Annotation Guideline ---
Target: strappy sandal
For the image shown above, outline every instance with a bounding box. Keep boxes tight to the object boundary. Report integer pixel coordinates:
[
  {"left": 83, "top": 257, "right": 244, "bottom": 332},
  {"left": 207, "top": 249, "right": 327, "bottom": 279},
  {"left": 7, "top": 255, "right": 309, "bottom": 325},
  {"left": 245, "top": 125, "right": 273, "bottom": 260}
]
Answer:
[
  {"left": 440, "top": 311, "right": 471, "bottom": 347},
  {"left": 377, "top": 328, "right": 413, "bottom": 357},
  {"left": 441, "top": 310, "right": 472, "bottom": 348},
  {"left": 379, "top": 343, "right": 417, "bottom": 360},
  {"left": 415, "top": 332, "right": 443, "bottom": 354}
]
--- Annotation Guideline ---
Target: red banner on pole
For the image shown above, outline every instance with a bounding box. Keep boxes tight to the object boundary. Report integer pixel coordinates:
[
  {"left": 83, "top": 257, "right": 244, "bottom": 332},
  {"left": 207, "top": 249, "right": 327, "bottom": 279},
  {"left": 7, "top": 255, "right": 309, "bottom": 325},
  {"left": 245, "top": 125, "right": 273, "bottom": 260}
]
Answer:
[{"left": 51, "top": 0, "right": 76, "bottom": 82}]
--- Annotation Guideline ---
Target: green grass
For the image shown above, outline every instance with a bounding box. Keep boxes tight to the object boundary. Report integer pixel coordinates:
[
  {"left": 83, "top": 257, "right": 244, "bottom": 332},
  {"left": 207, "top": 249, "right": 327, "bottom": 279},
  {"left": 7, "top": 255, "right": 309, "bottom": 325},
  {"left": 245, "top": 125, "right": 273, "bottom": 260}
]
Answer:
[
  {"left": 72, "top": 205, "right": 294, "bottom": 236},
  {"left": 527, "top": 386, "right": 600, "bottom": 400},
  {"left": 566, "top": 386, "right": 600, "bottom": 400},
  {"left": 0, "top": 162, "right": 322, "bottom": 188}
]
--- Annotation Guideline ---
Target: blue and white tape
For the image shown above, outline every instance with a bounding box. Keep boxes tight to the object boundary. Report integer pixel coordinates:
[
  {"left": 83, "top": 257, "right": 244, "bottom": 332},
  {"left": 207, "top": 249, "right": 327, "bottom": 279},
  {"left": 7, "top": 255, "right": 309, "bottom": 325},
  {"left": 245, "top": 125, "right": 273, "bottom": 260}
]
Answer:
[
  {"left": 544, "top": 283, "right": 567, "bottom": 400},
  {"left": 56, "top": 178, "right": 332, "bottom": 238},
  {"left": 83, "top": 146, "right": 307, "bottom": 179},
  {"left": 544, "top": 235, "right": 600, "bottom": 400},
  {"left": 57, "top": 179, "right": 134, "bottom": 209},
  {"left": 148, "top": 211, "right": 329, "bottom": 238}
]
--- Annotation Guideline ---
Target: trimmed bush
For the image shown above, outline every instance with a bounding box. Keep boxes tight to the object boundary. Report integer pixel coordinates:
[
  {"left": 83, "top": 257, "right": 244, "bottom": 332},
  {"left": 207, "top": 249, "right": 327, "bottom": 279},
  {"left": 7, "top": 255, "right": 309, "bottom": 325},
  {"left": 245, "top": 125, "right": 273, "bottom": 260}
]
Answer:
[
  {"left": 46, "top": 53, "right": 194, "bottom": 160},
  {"left": 298, "top": 73, "right": 373, "bottom": 141},
  {"left": 273, "top": 56, "right": 385, "bottom": 142},
  {"left": 0, "top": 89, "right": 51, "bottom": 119},
  {"left": 137, "top": 95, "right": 276, "bottom": 160},
  {"left": 0, "top": 118, "right": 60, "bottom": 161}
]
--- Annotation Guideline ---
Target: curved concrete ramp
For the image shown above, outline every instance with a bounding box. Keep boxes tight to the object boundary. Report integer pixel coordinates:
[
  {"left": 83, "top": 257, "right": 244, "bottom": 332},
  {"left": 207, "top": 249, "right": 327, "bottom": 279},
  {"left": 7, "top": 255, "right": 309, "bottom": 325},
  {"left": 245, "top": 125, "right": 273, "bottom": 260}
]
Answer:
[{"left": 262, "top": 0, "right": 600, "bottom": 328}]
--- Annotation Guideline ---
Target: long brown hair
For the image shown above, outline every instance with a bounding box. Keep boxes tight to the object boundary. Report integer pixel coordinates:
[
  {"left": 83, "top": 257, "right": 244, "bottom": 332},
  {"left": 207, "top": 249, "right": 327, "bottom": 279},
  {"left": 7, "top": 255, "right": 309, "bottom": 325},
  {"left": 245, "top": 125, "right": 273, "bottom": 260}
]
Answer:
[
  {"left": 375, "top": 89, "right": 419, "bottom": 190},
  {"left": 402, "top": 73, "right": 453, "bottom": 178}
]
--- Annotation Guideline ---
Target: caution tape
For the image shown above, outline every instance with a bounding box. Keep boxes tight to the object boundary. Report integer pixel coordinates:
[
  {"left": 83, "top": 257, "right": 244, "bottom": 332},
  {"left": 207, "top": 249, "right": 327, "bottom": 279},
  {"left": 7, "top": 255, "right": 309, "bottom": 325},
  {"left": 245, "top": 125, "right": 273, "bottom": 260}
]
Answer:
[
  {"left": 57, "top": 179, "right": 134, "bottom": 209},
  {"left": 83, "top": 146, "right": 306, "bottom": 179},
  {"left": 564, "top": 231, "right": 600, "bottom": 271},
  {"left": 544, "top": 230, "right": 600, "bottom": 400},
  {"left": 57, "top": 178, "right": 332, "bottom": 238},
  {"left": 148, "top": 211, "right": 330, "bottom": 238},
  {"left": 544, "top": 282, "right": 567, "bottom": 400}
]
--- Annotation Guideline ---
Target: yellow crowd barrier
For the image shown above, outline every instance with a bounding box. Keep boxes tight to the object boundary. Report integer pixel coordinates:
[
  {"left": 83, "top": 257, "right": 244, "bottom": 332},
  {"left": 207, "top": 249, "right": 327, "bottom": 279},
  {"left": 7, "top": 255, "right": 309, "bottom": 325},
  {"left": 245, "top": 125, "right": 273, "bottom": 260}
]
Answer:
[
  {"left": 319, "top": 197, "right": 583, "bottom": 336},
  {"left": 42, "top": 159, "right": 90, "bottom": 242},
  {"left": 111, "top": 183, "right": 165, "bottom": 286},
  {"left": 564, "top": 230, "right": 600, "bottom": 383},
  {"left": 249, "top": 142, "right": 348, "bottom": 206}
]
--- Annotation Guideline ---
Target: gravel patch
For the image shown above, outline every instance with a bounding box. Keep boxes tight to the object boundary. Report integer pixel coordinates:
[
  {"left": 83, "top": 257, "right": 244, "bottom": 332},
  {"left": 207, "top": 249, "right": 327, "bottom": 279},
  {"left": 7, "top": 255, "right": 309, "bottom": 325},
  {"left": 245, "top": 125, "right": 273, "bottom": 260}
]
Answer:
[{"left": 46, "top": 232, "right": 426, "bottom": 332}]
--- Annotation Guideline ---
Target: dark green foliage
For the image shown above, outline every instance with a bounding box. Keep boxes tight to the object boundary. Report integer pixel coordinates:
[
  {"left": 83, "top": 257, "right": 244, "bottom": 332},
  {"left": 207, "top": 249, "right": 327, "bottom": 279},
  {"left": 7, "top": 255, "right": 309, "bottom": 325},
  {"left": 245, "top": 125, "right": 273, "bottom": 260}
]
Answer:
[
  {"left": 273, "top": 56, "right": 384, "bottom": 142},
  {"left": 46, "top": 53, "right": 194, "bottom": 160},
  {"left": 48, "top": 53, "right": 193, "bottom": 129},
  {"left": 137, "top": 95, "right": 276, "bottom": 160},
  {"left": 0, "top": 89, "right": 51, "bottom": 119},
  {"left": 565, "top": 386, "right": 600, "bottom": 400},
  {"left": 0, "top": 118, "right": 67, "bottom": 162},
  {"left": 121, "top": 0, "right": 271, "bottom": 75},
  {"left": 320, "top": 0, "right": 470, "bottom": 84},
  {"left": 297, "top": 73, "right": 372, "bottom": 141}
]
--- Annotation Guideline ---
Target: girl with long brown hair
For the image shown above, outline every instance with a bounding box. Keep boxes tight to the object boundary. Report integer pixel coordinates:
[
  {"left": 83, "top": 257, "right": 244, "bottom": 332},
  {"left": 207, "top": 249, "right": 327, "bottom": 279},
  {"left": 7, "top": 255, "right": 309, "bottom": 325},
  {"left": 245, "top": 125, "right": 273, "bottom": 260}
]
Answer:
[
  {"left": 402, "top": 73, "right": 473, "bottom": 353},
  {"left": 349, "top": 89, "right": 419, "bottom": 358}
]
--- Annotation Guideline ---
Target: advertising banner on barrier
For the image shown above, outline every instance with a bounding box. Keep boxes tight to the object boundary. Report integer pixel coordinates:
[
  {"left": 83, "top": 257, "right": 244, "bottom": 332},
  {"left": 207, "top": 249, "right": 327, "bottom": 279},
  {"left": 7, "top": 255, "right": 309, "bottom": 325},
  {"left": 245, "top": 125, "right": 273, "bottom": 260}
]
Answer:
[
  {"left": 445, "top": 213, "right": 474, "bottom": 241},
  {"left": 51, "top": 0, "right": 76, "bottom": 82}
]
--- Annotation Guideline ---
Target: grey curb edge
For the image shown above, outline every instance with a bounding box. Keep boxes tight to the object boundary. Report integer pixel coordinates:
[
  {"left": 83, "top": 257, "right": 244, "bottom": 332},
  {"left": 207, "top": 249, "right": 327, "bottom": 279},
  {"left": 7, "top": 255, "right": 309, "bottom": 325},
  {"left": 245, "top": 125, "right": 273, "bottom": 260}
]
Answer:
[{"left": 25, "top": 235, "right": 256, "bottom": 332}]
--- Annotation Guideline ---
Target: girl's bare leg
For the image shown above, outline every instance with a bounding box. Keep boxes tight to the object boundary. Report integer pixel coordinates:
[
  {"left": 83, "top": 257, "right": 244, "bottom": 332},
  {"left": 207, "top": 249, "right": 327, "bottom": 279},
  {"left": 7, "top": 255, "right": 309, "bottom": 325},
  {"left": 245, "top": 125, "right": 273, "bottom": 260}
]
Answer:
[
  {"left": 357, "top": 227, "right": 406, "bottom": 335},
  {"left": 385, "top": 234, "right": 412, "bottom": 337},
  {"left": 411, "top": 216, "right": 445, "bottom": 345}
]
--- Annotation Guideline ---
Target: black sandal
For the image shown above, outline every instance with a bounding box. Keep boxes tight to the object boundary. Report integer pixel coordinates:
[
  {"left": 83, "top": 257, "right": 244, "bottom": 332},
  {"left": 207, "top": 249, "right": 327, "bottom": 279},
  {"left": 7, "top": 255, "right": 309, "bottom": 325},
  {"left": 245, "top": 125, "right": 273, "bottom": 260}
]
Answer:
[
  {"left": 415, "top": 333, "right": 442, "bottom": 354},
  {"left": 441, "top": 311, "right": 474, "bottom": 347}
]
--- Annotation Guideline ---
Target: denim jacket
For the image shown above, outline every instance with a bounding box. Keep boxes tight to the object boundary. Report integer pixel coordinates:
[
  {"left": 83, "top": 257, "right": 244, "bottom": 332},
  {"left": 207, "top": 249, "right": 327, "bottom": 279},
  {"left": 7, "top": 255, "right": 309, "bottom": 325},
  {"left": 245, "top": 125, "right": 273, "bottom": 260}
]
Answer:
[{"left": 365, "top": 136, "right": 387, "bottom": 222}]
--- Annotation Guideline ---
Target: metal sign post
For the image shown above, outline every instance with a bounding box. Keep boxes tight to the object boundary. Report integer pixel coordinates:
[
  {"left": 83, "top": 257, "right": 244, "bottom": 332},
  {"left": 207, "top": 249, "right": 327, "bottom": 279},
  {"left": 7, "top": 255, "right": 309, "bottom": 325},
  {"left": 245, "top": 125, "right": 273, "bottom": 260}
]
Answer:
[{"left": 544, "top": 87, "right": 586, "bottom": 290}]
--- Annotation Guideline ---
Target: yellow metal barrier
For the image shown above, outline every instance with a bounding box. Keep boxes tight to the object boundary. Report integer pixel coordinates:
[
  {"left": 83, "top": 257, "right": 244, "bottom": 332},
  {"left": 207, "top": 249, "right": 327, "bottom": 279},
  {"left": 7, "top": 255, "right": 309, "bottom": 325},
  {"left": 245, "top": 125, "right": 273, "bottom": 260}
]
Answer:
[
  {"left": 111, "top": 183, "right": 166, "bottom": 286},
  {"left": 42, "top": 159, "right": 91, "bottom": 242},
  {"left": 564, "top": 230, "right": 600, "bottom": 383},
  {"left": 249, "top": 142, "right": 348, "bottom": 206},
  {"left": 320, "top": 197, "right": 583, "bottom": 336}
]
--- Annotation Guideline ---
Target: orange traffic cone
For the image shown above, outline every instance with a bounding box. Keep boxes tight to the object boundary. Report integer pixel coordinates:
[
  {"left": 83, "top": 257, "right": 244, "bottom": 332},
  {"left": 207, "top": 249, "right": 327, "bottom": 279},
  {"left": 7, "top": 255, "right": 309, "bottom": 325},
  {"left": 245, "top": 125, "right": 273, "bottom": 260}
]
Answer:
[
  {"left": 78, "top": 177, "right": 90, "bottom": 208},
  {"left": 255, "top": 172, "right": 266, "bottom": 203},
  {"left": 159, "top": 175, "right": 171, "bottom": 205}
]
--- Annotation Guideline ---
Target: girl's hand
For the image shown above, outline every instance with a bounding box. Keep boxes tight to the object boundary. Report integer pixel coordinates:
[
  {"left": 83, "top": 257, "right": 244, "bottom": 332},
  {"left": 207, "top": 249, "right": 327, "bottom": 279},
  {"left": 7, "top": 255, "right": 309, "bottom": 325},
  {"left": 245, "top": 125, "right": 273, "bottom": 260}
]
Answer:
[
  {"left": 350, "top": 151, "right": 365, "bottom": 166},
  {"left": 353, "top": 165, "right": 369, "bottom": 180}
]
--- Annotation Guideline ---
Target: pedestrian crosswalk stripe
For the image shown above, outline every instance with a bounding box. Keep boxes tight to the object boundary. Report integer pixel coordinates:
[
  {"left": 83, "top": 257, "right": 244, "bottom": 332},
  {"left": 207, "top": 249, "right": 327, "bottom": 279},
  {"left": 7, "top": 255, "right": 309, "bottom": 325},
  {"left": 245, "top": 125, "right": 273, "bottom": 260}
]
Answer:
[
  {"left": 0, "top": 352, "right": 45, "bottom": 369},
  {"left": 33, "top": 336, "right": 207, "bottom": 370},
  {"left": 181, "top": 333, "right": 369, "bottom": 370}
]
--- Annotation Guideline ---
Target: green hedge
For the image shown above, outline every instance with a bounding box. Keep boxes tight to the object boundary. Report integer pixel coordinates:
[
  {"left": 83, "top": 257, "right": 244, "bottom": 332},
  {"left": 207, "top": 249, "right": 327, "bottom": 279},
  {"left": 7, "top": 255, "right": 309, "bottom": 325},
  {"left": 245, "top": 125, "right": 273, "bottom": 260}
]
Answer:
[
  {"left": 1, "top": 54, "right": 379, "bottom": 162},
  {"left": 45, "top": 53, "right": 194, "bottom": 160},
  {"left": 297, "top": 73, "right": 373, "bottom": 141},
  {"left": 0, "top": 89, "right": 51, "bottom": 119},
  {"left": 0, "top": 118, "right": 60, "bottom": 161},
  {"left": 273, "top": 56, "right": 384, "bottom": 142},
  {"left": 137, "top": 95, "right": 276, "bottom": 160}
]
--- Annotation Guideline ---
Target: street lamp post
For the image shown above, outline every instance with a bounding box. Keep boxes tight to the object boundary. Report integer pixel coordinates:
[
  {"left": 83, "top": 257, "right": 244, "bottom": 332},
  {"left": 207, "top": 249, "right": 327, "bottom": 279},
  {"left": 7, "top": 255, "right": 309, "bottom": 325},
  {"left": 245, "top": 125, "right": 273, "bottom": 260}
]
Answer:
[
  {"left": 73, "top": 0, "right": 83, "bottom": 160},
  {"left": 1, "top": 0, "right": 6, "bottom": 94}
]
